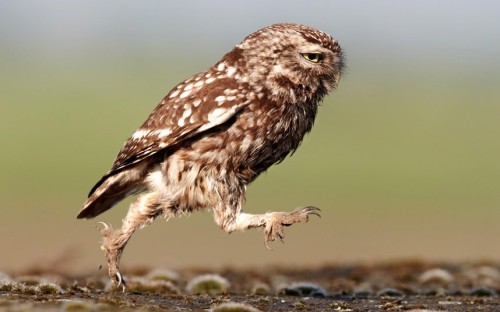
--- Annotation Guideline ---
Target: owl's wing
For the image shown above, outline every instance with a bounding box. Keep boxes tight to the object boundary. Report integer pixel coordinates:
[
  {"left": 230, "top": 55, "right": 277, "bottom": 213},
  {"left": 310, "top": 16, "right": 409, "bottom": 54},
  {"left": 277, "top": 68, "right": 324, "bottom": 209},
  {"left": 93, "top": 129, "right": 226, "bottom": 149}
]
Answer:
[{"left": 88, "top": 76, "right": 250, "bottom": 197}]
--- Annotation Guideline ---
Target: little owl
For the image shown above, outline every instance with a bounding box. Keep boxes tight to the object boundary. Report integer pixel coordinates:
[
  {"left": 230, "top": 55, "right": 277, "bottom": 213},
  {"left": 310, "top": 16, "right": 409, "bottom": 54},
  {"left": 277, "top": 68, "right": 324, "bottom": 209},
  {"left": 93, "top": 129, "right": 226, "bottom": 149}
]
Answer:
[{"left": 78, "top": 23, "right": 344, "bottom": 288}]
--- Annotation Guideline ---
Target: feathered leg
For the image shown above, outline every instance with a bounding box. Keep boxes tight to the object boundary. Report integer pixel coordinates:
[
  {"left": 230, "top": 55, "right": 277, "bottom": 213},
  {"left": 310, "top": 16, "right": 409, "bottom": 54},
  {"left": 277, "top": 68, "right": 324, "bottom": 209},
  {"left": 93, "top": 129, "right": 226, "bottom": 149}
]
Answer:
[
  {"left": 98, "top": 192, "right": 163, "bottom": 289},
  {"left": 214, "top": 205, "right": 321, "bottom": 249}
]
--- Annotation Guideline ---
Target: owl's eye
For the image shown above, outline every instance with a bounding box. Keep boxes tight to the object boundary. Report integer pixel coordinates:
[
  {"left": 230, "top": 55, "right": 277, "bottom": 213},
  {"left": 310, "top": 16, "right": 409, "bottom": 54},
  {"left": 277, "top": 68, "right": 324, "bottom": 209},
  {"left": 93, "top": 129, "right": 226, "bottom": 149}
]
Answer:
[{"left": 302, "top": 53, "right": 323, "bottom": 63}]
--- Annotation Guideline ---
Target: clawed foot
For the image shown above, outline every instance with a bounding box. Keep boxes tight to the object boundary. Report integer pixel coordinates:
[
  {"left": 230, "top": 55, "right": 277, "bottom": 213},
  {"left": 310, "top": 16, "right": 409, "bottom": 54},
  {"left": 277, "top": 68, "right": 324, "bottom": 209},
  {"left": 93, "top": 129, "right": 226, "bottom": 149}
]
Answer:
[
  {"left": 97, "top": 222, "right": 127, "bottom": 292},
  {"left": 263, "top": 206, "right": 321, "bottom": 249}
]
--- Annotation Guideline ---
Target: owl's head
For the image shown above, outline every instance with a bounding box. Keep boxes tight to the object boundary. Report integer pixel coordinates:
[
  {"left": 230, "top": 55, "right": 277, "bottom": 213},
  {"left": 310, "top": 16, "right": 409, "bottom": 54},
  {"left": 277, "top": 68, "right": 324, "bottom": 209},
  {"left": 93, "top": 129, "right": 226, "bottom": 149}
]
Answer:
[{"left": 225, "top": 23, "right": 344, "bottom": 104}]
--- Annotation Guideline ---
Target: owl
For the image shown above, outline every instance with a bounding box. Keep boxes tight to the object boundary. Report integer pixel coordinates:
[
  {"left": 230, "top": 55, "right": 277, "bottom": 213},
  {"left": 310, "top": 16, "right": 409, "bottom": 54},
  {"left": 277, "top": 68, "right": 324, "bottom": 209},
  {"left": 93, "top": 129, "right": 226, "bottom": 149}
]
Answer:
[{"left": 78, "top": 23, "right": 344, "bottom": 288}]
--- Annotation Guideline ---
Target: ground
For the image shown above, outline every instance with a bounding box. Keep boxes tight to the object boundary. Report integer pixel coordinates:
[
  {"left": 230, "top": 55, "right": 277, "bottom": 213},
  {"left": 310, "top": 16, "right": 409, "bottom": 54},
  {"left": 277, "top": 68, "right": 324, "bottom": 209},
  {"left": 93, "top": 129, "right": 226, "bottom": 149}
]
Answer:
[{"left": 1, "top": 260, "right": 500, "bottom": 311}]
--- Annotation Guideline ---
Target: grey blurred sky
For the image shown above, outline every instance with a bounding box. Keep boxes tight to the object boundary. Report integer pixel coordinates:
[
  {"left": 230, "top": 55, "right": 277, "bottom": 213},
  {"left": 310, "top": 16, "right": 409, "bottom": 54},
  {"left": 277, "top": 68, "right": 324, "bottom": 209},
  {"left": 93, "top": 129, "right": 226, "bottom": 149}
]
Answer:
[{"left": 1, "top": 0, "right": 499, "bottom": 68}]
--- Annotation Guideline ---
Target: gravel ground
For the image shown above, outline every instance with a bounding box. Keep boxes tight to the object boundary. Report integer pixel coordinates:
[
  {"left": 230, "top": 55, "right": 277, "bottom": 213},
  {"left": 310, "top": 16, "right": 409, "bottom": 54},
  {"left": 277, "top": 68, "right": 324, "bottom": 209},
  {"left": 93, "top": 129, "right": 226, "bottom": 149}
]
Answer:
[{"left": 1, "top": 260, "right": 500, "bottom": 311}]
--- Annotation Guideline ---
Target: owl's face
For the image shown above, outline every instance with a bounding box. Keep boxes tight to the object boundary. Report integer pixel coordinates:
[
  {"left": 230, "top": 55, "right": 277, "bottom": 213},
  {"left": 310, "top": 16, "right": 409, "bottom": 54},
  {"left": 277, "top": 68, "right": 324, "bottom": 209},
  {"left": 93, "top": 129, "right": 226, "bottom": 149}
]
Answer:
[{"left": 228, "top": 23, "right": 344, "bottom": 104}]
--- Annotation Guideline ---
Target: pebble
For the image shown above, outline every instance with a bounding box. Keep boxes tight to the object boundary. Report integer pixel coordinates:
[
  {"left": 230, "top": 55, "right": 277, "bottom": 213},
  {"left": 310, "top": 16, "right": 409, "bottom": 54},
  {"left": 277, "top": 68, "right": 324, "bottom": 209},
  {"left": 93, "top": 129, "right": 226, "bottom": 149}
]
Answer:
[
  {"left": 210, "top": 302, "right": 262, "bottom": 312},
  {"left": 469, "top": 287, "right": 498, "bottom": 297},
  {"left": 185, "top": 274, "right": 230, "bottom": 295},
  {"left": 376, "top": 288, "right": 404, "bottom": 297},
  {"left": 144, "top": 268, "right": 180, "bottom": 282},
  {"left": 281, "top": 282, "right": 327, "bottom": 297},
  {"left": 418, "top": 268, "right": 454, "bottom": 285}
]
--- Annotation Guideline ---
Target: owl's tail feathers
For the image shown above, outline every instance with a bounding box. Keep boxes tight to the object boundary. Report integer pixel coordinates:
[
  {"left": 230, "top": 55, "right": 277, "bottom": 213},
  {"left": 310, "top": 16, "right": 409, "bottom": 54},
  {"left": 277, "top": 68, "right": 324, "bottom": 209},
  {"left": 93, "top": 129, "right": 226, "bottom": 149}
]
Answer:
[{"left": 77, "top": 171, "right": 142, "bottom": 219}]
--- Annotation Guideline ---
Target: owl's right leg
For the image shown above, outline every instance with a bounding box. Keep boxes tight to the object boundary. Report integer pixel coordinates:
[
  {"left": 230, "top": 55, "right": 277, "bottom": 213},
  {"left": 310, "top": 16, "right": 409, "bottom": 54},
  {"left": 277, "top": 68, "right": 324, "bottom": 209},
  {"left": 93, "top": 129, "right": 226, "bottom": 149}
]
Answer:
[
  {"left": 214, "top": 204, "right": 321, "bottom": 249},
  {"left": 98, "top": 192, "right": 164, "bottom": 290}
]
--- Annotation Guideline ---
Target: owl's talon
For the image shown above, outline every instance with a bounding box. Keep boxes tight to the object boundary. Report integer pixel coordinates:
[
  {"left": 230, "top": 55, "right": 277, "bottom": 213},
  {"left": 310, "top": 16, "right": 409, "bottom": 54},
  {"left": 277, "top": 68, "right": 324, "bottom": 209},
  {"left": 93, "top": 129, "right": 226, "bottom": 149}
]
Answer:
[
  {"left": 107, "top": 260, "right": 126, "bottom": 291},
  {"left": 300, "top": 206, "right": 321, "bottom": 218},
  {"left": 97, "top": 222, "right": 114, "bottom": 236},
  {"left": 96, "top": 222, "right": 128, "bottom": 290},
  {"left": 114, "top": 272, "right": 126, "bottom": 292},
  {"left": 97, "top": 221, "right": 108, "bottom": 230},
  {"left": 264, "top": 240, "right": 273, "bottom": 250},
  {"left": 263, "top": 206, "right": 320, "bottom": 248}
]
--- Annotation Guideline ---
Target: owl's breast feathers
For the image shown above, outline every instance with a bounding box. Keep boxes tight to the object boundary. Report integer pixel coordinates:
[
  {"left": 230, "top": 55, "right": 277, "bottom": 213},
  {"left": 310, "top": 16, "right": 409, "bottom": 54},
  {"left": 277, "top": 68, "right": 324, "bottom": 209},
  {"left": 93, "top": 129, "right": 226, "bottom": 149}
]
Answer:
[{"left": 224, "top": 98, "right": 318, "bottom": 183}]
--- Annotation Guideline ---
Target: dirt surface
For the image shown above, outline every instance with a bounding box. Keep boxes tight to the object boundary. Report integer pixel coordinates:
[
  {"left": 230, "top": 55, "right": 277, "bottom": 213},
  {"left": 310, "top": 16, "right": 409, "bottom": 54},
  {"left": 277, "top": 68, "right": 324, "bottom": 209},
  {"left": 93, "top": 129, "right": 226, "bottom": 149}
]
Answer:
[{"left": 1, "top": 260, "right": 500, "bottom": 311}]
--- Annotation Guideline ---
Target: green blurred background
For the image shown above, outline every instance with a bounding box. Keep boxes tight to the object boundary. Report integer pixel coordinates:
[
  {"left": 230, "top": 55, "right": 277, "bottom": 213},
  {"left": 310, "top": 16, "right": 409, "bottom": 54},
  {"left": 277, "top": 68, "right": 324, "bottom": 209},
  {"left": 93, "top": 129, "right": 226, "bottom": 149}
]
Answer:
[{"left": 1, "top": 1, "right": 499, "bottom": 273}]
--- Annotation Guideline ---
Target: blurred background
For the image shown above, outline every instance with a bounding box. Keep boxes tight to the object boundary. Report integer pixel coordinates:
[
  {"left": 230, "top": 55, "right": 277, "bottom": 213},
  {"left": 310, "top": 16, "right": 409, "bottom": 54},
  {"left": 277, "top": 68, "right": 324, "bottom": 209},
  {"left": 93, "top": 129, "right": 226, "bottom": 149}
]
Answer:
[{"left": 0, "top": 0, "right": 499, "bottom": 274}]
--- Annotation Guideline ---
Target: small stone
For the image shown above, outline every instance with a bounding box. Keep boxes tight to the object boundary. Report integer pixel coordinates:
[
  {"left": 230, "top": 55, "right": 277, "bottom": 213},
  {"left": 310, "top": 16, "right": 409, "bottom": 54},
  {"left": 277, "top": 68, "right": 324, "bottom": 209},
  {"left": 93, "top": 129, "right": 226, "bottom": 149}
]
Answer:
[
  {"left": 418, "top": 268, "right": 454, "bottom": 285},
  {"left": 0, "top": 282, "right": 13, "bottom": 291},
  {"left": 0, "top": 272, "right": 11, "bottom": 284},
  {"left": 469, "top": 287, "right": 498, "bottom": 297},
  {"left": 124, "top": 276, "right": 179, "bottom": 294},
  {"left": 465, "top": 266, "right": 500, "bottom": 287},
  {"left": 280, "top": 282, "right": 327, "bottom": 297},
  {"left": 353, "top": 290, "right": 371, "bottom": 299},
  {"left": 144, "top": 268, "right": 180, "bottom": 282},
  {"left": 186, "top": 274, "right": 230, "bottom": 295},
  {"left": 376, "top": 288, "right": 404, "bottom": 297},
  {"left": 16, "top": 284, "right": 38, "bottom": 295},
  {"left": 36, "top": 282, "right": 64, "bottom": 295},
  {"left": 15, "top": 275, "right": 46, "bottom": 286},
  {"left": 251, "top": 282, "right": 271, "bottom": 295},
  {"left": 210, "top": 302, "right": 262, "bottom": 312},
  {"left": 476, "top": 266, "right": 500, "bottom": 280},
  {"left": 422, "top": 288, "right": 446, "bottom": 296}
]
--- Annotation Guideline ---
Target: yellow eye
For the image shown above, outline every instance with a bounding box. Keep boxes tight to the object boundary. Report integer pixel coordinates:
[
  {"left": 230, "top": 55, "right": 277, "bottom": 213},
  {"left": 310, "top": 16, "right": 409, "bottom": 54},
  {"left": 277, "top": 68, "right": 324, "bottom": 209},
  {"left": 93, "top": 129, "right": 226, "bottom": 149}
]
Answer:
[{"left": 302, "top": 53, "right": 323, "bottom": 63}]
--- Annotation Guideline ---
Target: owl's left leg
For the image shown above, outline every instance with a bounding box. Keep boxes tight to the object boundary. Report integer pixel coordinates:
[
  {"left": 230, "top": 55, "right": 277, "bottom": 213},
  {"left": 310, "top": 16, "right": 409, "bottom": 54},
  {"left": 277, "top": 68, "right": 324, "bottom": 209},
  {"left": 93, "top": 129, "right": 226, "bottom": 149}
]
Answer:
[
  {"left": 98, "top": 192, "right": 163, "bottom": 289},
  {"left": 214, "top": 205, "right": 321, "bottom": 249}
]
